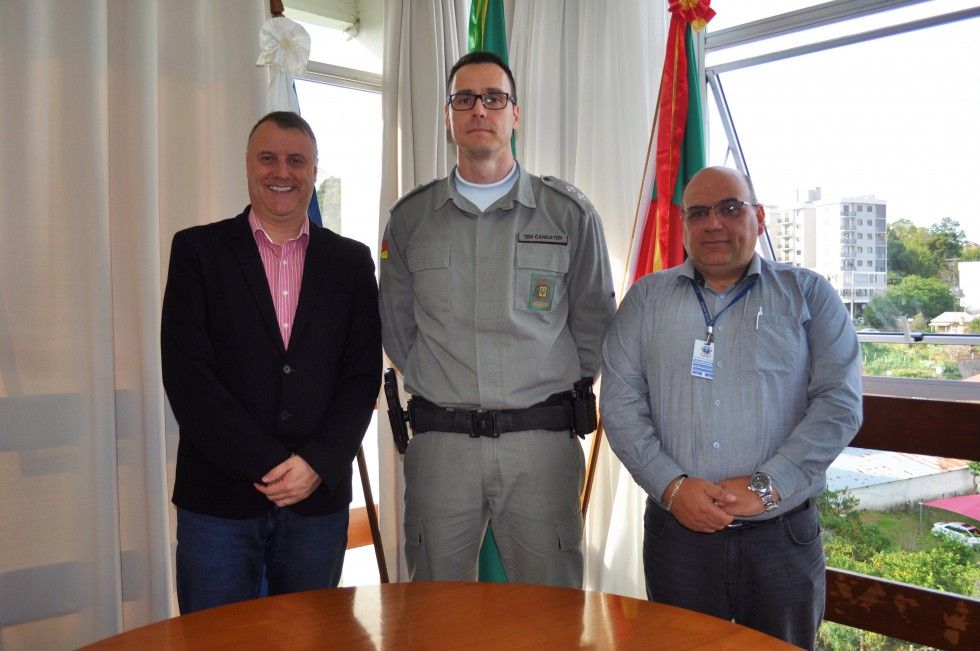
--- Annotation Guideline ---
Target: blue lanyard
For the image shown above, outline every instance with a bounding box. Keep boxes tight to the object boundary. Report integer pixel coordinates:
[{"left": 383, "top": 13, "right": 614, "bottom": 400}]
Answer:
[{"left": 690, "top": 277, "right": 758, "bottom": 344}]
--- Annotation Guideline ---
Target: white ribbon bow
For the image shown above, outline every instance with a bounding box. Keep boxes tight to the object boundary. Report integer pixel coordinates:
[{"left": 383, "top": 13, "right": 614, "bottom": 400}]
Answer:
[{"left": 256, "top": 16, "right": 312, "bottom": 113}]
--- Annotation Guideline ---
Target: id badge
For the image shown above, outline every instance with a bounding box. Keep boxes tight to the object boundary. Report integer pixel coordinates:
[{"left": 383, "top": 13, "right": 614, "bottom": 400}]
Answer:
[{"left": 691, "top": 339, "right": 714, "bottom": 379}]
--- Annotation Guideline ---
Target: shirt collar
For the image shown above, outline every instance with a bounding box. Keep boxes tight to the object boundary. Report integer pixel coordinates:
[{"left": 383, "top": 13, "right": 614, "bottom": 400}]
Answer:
[
  {"left": 678, "top": 253, "right": 763, "bottom": 289},
  {"left": 441, "top": 162, "right": 536, "bottom": 213},
  {"left": 248, "top": 208, "right": 310, "bottom": 247}
]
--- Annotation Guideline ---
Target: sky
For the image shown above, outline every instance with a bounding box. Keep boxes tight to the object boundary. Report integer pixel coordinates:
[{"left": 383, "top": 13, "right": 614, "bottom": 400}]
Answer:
[{"left": 704, "top": 0, "right": 980, "bottom": 243}]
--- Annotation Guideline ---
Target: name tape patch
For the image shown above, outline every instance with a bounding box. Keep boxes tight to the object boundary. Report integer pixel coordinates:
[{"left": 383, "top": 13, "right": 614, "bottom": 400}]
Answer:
[{"left": 517, "top": 233, "right": 569, "bottom": 245}]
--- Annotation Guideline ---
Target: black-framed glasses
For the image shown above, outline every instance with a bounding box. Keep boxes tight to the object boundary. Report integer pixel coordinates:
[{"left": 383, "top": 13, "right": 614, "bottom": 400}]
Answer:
[
  {"left": 447, "top": 92, "right": 514, "bottom": 111},
  {"left": 682, "top": 199, "right": 757, "bottom": 223}
]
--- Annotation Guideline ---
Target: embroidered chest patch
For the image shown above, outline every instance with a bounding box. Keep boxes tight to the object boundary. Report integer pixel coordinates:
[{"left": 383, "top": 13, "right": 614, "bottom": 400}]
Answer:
[{"left": 528, "top": 272, "right": 558, "bottom": 310}]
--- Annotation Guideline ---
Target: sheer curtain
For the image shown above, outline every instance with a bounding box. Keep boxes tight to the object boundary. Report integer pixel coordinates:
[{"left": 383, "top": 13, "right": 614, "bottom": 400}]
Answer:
[
  {"left": 510, "top": 0, "right": 667, "bottom": 598},
  {"left": 378, "top": 0, "right": 467, "bottom": 581},
  {"left": 0, "top": 1, "right": 266, "bottom": 648}
]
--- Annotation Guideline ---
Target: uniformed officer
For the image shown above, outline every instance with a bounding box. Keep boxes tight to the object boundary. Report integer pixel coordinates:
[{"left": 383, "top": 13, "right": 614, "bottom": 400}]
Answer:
[{"left": 378, "top": 51, "right": 616, "bottom": 587}]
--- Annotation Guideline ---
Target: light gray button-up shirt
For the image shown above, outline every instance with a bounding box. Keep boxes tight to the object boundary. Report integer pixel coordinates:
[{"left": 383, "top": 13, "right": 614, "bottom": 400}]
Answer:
[
  {"left": 380, "top": 165, "right": 616, "bottom": 410},
  {"left": 600, "top": 254, "right": 862, "bottom": 518}
]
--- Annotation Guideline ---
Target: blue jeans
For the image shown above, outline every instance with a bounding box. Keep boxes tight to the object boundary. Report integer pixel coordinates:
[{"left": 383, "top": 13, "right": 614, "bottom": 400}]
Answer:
[
  {"left": 176, "top": 506, "right": 349, "bottom": 614},
  {"left": 643, "top": 496, "right": 825, "bottom": 650}
]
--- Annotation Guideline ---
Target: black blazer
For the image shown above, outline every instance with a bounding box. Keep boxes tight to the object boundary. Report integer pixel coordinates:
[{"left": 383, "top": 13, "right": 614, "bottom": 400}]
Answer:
[{"left": 161, "top": 207, "right": 381, "bottom": 518}]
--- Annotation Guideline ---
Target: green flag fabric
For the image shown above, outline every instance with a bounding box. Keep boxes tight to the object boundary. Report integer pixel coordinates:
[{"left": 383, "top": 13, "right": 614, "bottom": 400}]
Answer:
[
  {"left": 468, "top": 0, "right": 508, "bottom": 59},
  {"left": 468, "top": 0, "right": 510, "bottom": 583}
]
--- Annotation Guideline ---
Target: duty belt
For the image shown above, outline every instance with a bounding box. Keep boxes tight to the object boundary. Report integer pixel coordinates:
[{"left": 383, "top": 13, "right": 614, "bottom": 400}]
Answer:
[{"left": 408, "top": 393, "right": 574, "bottom": 438}]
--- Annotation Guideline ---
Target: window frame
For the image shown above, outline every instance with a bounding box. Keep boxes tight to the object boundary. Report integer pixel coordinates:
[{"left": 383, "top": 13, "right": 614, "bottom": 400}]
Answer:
[{"left": 697, "top": 1, "right": 980, "bottom": 398}]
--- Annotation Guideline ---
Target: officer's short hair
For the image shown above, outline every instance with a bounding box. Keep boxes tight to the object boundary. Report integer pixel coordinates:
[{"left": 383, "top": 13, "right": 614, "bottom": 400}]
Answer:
[{"left": 448, "top": 51, "right": 518, "bottom": 103}]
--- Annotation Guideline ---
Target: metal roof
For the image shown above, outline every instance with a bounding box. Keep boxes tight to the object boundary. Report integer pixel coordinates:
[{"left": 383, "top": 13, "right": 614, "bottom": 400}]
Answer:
[{"left": 826, "top": 447, "right": 970, "bottom": 492}]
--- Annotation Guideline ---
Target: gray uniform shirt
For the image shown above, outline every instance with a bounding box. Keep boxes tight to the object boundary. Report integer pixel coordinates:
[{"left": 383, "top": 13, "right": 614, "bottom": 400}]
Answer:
[
  {"left": 600, "top": 254, "right": 862, "bottom": 518},
  {"left": 380, "top": 164, "right": 616, "bottom": 409}
]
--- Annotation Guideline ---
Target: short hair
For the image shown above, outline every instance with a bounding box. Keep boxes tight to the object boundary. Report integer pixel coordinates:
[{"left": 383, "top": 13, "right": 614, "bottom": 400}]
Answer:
[
  {"left": 447, "top": 51, "right": 518, "bottom": 103},
  {"left": 247, "top": 111, "right": 318, "bottom": 160}
]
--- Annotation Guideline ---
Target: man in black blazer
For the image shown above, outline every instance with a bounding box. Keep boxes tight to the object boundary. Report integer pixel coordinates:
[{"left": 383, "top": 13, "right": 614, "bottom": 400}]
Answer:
[{"left": 161, "top": 111, "right": 381, "bottom": 613}]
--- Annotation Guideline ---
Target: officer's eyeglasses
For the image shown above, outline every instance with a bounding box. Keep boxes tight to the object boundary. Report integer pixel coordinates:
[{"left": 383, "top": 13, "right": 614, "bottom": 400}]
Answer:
[
  {"left": 682, "top": 199, "right": 757, "bottom": 223},
  {"left": 447, "top": 92, "right": 515, "bottom": 111}
]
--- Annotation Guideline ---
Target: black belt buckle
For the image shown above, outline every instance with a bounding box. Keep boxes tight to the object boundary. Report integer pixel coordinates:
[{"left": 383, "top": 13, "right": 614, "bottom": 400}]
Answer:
[{"left": 471, "top": 410, "right": 499, "bottom": 438}]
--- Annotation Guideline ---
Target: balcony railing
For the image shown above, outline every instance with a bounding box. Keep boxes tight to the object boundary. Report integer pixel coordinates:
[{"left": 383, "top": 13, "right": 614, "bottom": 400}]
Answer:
[{"left": 825, "top": 393, "right": 980, "bottom": 649}]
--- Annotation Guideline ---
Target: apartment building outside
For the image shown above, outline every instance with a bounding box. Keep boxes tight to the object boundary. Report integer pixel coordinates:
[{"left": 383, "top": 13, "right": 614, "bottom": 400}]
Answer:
[{"left": 768, "top": 189, "right": 887, "bottom": 317}]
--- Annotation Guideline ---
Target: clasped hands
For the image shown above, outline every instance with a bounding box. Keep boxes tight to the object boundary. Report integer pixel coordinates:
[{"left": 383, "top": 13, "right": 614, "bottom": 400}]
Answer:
[
  {"left": 662, "top": 475, "right": 779, "bottom": 534},
  {"left": 254, "top": 453, "right": 322, "bottom": 507}
]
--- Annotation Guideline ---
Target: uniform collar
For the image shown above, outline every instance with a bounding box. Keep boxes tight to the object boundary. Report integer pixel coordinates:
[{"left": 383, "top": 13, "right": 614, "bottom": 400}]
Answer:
[{"left": 440, "top": 162, "right": 536, "bottom": 214}]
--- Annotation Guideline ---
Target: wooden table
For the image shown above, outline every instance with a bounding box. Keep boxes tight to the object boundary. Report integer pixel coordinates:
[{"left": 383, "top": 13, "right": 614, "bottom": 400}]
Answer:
[{"left": 84, "top": 582, "right": 797, "bottom": 650}]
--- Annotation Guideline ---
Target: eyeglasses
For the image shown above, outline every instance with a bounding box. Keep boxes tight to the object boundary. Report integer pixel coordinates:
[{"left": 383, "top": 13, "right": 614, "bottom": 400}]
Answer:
[
  {"left": 447, "top": 92, "right": 514, "bottom": 111},
  {"left": 682, "top": 199, "right": 757, "bottom": 223}
]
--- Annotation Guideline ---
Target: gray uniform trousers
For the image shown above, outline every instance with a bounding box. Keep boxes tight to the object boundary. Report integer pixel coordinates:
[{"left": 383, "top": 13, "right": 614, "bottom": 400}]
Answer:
[{"left": 403, "top": 429, "right": 584, "bottom": 587}]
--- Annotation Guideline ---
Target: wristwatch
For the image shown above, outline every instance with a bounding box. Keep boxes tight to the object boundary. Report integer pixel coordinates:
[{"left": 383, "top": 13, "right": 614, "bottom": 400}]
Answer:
[{"left": 749, "top": 472, "right": 778, "bottom": 512}]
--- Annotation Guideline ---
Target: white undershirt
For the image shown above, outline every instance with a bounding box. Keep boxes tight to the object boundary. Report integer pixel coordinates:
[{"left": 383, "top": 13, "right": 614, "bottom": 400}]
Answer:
[{"left": 454, "top": 164, "right": 519, "bottom": 211}]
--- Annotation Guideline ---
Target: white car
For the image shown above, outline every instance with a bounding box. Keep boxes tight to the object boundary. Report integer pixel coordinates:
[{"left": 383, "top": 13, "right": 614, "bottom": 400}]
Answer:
[{"left": 932, "top": 521, "right": 980, "bottom": 547}]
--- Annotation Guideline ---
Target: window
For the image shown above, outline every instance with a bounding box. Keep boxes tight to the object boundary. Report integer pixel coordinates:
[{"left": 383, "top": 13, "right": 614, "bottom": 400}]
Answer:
[
  {"left": 703, "top": 5, "right": 980, "bottom": 642},
  {"left": 286, "top": 0, "right": 383, "bottom": 587},
  {"left": 704, "top": 0, "right": 979, "bottom": 351}
]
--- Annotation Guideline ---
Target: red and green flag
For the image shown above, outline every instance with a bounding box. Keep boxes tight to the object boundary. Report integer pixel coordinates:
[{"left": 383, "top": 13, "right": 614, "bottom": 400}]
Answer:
[{"left": 631, "top": 1, "right": 713, "bottom": 282}]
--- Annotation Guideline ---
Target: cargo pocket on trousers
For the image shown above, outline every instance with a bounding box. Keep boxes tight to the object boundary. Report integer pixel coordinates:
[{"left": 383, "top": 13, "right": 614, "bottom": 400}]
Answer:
[{"left": 556, "top": 514, "right": 583, "bottom": 552}]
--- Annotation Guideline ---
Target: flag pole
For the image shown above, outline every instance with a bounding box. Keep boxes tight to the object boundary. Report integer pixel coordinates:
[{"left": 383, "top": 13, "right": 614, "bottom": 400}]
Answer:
[
  {"left": 582, "top": 1, "right": 715, "bottom": 517},
  {"left": 581, "top": 103, "right": 661, "bottom": 519}
]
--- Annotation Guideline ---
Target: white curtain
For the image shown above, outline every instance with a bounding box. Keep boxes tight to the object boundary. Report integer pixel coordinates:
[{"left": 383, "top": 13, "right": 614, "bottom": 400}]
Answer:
[
  {"left": 0, "top": 1, "right": 267, "bottom": 648},
  {"left": 378, "top": 0, "right": 468, "bottom": 581},
  {"left": 510, "top": 0, "right": 667, "bottom": 598}
]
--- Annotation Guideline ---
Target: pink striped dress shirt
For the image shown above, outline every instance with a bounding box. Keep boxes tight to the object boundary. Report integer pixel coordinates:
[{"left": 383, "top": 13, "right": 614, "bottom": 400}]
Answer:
[{"left": 249, "top": 210, "right": 310, "bottom": 348}]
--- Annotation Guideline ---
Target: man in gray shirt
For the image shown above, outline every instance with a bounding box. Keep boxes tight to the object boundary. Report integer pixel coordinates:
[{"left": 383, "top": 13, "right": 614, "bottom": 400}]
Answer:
[
  {"left": 379, "top": 51, "right": 615, "bottom": 587},
  {"left": 600, "top": 166, "right": 862, "bottom": 648}
]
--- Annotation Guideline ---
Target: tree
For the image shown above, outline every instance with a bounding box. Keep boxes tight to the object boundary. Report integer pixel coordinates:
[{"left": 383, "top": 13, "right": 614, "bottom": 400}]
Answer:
[
  {"left": 928, "top": 218, "right": 966, "bottom": 285},
  {"left": 967, "top": 318, "right": 980, "bottom": 334},
  {"left": 886, "top": 218, "right": 966, "bottom": 285},
  {"left": 868, "top": 543, "right": 978, "bottom": 594},
  {"left": 863, "top": 275, "right": 957, "bottom": 329},
  {"left": 962, "top": 246, "right": 980, "bottom": 262},
  {"left": 817, "top": 488, "right": 980, "bottom": 650},
  {"left": 818, "top": 490, "right": 892, "bottom": 651},
  {"left": 316, "top": 176, "right": 342, "bottom": 233},
  {"left": 887, "top": 220, "right": 936, "bottom": 283},
  {"left": 820, "top": 489, "right": 891, "bottom": 562},
  {"left": 967, "top": 460, "right": 980, "bottom": 478},
  {"left": 927, "top": 217, "right": 966, "bottom": 261}
]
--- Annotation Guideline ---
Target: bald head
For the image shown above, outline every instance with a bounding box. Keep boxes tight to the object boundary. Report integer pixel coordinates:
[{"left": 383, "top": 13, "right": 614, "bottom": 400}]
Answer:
[
  {"left": 681, "top": 167, "right": 765, "bottom": 291},
  {"left": 683, "top": 167, "right": 757, "bottom": 205}
]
